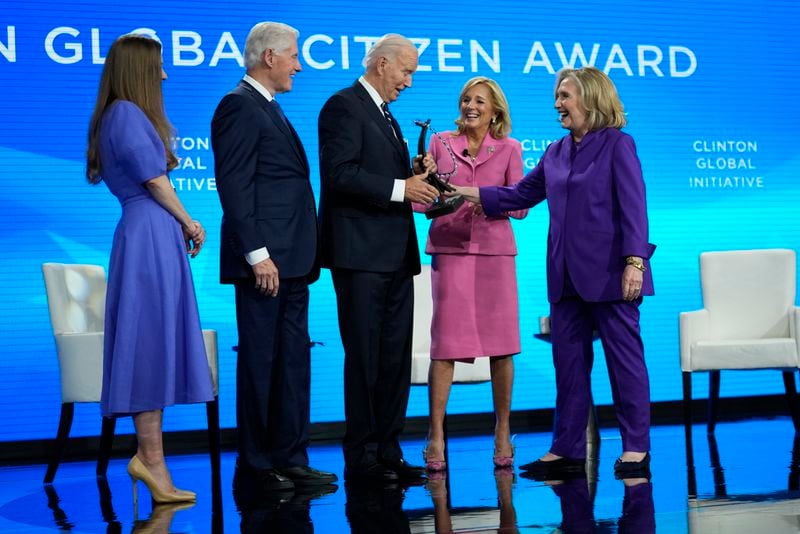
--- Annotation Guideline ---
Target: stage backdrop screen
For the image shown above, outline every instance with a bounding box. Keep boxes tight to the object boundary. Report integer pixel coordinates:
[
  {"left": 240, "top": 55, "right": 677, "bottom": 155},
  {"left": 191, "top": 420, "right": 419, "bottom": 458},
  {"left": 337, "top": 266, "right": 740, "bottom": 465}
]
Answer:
[{"left": 1, "top": 0, "right": 799, "bottom": 440}]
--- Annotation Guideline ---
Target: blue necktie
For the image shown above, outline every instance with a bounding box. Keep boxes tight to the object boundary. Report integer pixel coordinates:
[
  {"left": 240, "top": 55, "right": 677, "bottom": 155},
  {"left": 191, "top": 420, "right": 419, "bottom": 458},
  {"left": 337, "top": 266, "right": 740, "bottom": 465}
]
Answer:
[
  {"left": 381, "top": 102, "right": 401, "bottom": 140},
  {"left": 271, "top": 99, "right": 289, "bottom": 128}
]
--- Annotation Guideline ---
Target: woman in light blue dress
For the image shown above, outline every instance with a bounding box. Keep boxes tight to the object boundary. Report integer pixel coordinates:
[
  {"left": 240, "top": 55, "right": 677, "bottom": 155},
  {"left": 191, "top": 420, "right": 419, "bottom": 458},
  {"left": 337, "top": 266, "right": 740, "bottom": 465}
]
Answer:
[{"left": 86, "top": 33, "right": 213, "bottom": 505}]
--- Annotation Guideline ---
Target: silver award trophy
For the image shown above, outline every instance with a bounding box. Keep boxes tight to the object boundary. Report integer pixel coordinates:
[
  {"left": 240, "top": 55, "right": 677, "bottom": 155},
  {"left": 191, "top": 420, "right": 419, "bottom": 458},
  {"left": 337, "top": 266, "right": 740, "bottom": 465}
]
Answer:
[{"left": 415, "top": 119, "right": 464, "bottom": 220}]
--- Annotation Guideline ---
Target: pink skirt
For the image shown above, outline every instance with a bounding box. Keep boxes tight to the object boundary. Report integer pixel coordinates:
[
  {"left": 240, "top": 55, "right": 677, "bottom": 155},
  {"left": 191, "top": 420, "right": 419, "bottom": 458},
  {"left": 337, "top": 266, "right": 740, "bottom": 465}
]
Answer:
[{"left": 429, "top": 254, "right": 521, "bottom": 360}]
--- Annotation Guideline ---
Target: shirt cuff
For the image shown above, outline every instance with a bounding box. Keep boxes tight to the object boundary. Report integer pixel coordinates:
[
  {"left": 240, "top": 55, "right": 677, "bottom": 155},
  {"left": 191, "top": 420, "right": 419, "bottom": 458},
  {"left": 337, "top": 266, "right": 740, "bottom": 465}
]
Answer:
[
  {"left": 245, "top": 247, "right": 270, "bottom": 266},
  {"left": 391, "top": 179, "right": 406, "bottom": 202}
]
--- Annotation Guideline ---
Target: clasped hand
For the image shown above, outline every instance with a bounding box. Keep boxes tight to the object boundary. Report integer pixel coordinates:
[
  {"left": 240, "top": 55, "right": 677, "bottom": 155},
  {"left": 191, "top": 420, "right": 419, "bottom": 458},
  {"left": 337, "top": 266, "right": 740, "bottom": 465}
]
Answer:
[{"left": 183, "top": 220, "right": 205, "bottom": 258}]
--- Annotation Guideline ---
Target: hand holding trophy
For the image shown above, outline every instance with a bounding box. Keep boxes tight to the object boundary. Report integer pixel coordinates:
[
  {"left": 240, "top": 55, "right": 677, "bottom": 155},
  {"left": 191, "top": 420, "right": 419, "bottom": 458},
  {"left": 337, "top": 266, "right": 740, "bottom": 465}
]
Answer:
[{"left": 414, "top": 119, "right": 465, "bottom": 219}]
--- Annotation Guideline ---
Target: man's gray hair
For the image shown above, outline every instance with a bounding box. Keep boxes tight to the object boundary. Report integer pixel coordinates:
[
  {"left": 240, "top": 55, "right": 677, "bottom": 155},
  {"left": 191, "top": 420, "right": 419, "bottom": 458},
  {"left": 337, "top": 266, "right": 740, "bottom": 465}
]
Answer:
[
  {"left": 362, "top": 34, "right": 416, "bottom": 70},
  {"left": 244, "top": 21, "right": 299, "bottom": 70}
]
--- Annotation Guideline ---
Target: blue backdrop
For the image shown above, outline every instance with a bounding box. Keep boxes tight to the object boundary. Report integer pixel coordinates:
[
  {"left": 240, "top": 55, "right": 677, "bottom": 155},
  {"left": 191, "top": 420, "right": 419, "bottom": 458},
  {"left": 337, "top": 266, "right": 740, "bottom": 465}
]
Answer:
[{"left": 2, "top": 0, "right": 799, "bottom": 441}]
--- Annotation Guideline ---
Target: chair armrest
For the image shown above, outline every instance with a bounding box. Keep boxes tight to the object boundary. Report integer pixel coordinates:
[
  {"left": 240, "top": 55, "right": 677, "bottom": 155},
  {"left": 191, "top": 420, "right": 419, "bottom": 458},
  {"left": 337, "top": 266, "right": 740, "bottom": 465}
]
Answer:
[
  {"left": 679, "top": 309, "right": 709, "bottom": 372},
  {"left": 54, "top": 332, "right": 104, "bottom": 403}
]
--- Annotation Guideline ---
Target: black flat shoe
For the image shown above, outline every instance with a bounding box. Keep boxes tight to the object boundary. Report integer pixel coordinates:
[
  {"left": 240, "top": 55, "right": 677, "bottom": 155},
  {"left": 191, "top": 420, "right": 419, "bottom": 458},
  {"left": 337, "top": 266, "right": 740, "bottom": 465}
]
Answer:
[
  {"left": 614, "top": 452, "right": 651, "bottom": 479},
  {"left": 276, "top": 465, "right": 339, "bottom": 486},
  {"left": 520, "top": 456, "right": 586, "bottom": 475},
  {"left": 519, "top": 468, "right": 587, "bottom": 482},
  {"left": 519, "top": 456, "right": 587, "bottom": 481}
]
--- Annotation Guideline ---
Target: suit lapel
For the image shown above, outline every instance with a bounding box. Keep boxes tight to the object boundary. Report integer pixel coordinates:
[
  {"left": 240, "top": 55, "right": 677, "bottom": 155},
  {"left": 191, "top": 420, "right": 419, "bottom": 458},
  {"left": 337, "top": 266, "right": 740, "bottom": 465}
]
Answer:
[
  {"left": 239, "top": 80, "right": 308, "bottom": 172},
  {"left": 452, "top": 132, "right": 501, "bottom": 166},
  {"left": 352, "top": 82, "right": 407, "bottom": 159}
]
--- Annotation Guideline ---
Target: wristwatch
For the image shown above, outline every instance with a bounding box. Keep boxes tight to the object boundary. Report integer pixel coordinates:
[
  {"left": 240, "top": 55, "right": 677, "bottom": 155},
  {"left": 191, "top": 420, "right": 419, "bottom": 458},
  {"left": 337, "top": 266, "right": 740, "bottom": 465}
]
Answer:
[{"left": 626, "top": 256, "right": 646, "bottom": 272}]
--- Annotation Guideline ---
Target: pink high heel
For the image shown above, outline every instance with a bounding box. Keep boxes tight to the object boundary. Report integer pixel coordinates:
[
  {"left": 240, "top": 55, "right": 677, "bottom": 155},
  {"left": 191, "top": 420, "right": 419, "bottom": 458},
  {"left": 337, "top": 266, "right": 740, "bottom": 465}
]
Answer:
[
  {"left": 493, "top": 440, "right": 515, "bottom": 468},
  {"left": 423, "top": 447, "right": 447, "bottom": 472}
]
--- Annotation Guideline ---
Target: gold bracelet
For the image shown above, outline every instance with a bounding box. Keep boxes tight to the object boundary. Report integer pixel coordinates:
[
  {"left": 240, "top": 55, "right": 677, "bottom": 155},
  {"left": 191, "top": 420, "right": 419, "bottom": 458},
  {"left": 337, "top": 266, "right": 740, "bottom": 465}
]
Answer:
[{"left": 626, "top": 256, "right": 646, "bottom": 272}]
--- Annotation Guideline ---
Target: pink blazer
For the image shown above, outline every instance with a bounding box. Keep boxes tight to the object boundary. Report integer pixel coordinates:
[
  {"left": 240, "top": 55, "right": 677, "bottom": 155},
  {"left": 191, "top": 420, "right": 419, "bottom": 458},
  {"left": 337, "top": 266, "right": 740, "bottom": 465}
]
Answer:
[{"left": 425, "top": 132, "right": 527, "bottom": 255}]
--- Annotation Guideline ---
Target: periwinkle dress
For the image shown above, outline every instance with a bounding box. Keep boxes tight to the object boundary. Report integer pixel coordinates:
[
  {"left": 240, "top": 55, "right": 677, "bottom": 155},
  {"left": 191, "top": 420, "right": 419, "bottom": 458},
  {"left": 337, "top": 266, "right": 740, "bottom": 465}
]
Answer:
[{"left": 98, "top": 100, "right": 213, "bottom": 416}]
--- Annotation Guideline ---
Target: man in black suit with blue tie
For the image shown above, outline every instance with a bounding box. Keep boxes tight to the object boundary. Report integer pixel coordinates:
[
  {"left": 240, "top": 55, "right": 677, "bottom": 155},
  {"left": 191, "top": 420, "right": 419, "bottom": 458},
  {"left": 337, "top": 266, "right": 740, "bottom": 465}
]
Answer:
[
  {"left": 211, "top": 21, "right": 336, "bottom": 491},
  {"left": 318, "top": 34, "right": 439, "bottom": 483}
]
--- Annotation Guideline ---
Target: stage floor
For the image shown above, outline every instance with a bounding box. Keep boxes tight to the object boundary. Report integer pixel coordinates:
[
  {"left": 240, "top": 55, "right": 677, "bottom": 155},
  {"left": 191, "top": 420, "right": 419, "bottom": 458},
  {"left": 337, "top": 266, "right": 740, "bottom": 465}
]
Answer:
[{"left": 1, "top": 417, "right": 799, "bottom": 533}]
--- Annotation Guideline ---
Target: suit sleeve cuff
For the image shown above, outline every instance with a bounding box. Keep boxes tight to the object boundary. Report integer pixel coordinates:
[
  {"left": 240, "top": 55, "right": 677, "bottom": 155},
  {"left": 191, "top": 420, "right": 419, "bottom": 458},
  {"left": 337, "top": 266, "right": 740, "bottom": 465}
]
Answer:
[
  {"left": 391, "top": 179, "right": 406, "bottom": 203},
  {"left": 479, "top": 186, "right": 502, "bottom": 216},
  {"left": 245, "top": 247, "right": 270, "bottom": 266}
]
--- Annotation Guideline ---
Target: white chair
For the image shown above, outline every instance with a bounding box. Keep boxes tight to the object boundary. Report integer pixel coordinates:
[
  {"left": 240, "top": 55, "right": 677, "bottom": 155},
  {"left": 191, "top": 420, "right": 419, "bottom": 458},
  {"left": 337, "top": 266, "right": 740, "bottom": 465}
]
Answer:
[
  {"left": 41, "top": 262, "right": 220, "bottom": 483},
  {"left": 679, "top": 248, "right": 800, "bottom": 480}
]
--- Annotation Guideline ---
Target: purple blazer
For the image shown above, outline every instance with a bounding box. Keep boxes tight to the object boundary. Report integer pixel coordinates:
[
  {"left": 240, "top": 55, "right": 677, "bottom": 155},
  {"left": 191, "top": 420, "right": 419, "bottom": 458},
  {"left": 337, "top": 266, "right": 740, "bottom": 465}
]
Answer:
[{"left": 480, "top": 128, "right": 655, "bottom": 303}]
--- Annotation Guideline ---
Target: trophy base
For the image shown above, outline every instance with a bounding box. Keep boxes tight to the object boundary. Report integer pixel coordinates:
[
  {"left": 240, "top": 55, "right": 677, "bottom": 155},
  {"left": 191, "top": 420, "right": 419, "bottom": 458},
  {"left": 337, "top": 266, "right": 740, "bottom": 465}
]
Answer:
[{"left": 425, "top": 195, "right": 465, "bottom": 219}]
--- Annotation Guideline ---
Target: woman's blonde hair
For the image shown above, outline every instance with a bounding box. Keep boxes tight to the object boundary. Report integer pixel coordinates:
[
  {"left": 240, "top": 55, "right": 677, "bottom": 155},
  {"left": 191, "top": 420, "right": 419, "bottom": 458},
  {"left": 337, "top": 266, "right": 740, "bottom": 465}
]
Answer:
[
  {"left": 454, "top": 76, "right": 512, "bottom": 138},
  {"left": 555, "top": 66, "right": 626, "bottom": 130},
  {"left": 86, "top": 34, "right": 177, "bottom": 183}
]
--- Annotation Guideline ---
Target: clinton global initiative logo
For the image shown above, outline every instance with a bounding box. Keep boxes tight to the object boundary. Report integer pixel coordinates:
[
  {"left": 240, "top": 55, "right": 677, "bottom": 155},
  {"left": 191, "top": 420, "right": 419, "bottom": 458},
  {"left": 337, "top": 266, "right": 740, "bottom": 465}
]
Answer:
[{"left": 689, "top": 139, "right": 763, "bottom": 190}]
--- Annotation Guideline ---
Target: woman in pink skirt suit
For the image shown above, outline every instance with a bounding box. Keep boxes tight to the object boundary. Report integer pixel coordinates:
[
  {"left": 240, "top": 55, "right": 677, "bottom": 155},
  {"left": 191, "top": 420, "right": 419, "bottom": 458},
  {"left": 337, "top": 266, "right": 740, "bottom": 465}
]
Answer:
[{"left": 422, "top": 77, "right": 527, "bottom": 471}]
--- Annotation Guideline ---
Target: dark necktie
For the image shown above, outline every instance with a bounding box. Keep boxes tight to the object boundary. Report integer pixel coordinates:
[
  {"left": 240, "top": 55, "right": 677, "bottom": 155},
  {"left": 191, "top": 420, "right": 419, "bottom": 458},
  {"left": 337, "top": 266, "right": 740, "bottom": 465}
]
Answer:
[
  {"left": 381, "top": 102, "right": 402, "bottom": 140},
  {"left": 271, "top": 99, "right": 289, "bottom": 128}
]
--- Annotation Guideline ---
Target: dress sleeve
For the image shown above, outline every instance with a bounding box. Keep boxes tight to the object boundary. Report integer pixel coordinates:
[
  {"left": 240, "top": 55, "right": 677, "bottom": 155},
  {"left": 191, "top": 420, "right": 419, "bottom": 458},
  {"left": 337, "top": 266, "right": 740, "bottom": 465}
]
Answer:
[{"left": 106, "top": 101, "right": 167, "bottom": 184}]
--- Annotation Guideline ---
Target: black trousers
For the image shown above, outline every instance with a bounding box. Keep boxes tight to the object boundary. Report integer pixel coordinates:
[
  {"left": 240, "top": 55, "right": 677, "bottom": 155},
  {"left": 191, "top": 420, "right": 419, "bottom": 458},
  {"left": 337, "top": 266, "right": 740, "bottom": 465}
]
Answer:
[
  {"left": 234, "top": 277, "right": 311, "bottom": 471},
  {"left": 332, "top": 268, "right": 413, "bottom": 468}
]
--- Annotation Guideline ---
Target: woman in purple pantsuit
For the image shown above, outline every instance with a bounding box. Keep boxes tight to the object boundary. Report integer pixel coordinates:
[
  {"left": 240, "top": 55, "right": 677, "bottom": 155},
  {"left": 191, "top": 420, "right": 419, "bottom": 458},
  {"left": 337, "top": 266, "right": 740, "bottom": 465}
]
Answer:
[
  {"left": 86, "top": 34, "right": 213, "bottom": 503},
  {"left": 453, "top": 66, "right": 655, "bottom": 479}
]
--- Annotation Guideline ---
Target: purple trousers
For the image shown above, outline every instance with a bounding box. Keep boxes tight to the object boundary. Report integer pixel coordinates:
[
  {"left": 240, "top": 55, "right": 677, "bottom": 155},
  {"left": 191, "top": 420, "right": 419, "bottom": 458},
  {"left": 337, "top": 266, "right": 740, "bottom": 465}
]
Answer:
[{"left": 549, "top": 291, "right": 651, "bottom": 459}]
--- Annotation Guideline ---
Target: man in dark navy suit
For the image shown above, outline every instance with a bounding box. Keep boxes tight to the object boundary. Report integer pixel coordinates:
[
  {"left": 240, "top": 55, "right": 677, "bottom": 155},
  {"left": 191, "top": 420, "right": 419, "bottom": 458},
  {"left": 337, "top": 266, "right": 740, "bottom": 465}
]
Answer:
[
  {"left": 318, "top": 34, "right": 439, "bottom": 483},
  {"left": 211, "top": 21, "right": 336, "bottom": 491}
]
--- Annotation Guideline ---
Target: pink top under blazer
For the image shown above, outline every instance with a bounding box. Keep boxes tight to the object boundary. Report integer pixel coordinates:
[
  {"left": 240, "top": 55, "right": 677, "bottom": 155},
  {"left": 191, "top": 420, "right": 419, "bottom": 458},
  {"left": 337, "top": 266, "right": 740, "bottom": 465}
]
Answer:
[{"left": 426, "top": 131, "right": 527, "bottom": 255}]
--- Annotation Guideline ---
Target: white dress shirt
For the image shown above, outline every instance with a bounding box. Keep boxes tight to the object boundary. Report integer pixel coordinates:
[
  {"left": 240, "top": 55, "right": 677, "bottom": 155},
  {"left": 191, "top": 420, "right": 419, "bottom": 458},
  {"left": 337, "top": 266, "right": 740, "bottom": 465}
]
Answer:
[{"left": 358, "top": 76, "right": 406, "bottom": 203}]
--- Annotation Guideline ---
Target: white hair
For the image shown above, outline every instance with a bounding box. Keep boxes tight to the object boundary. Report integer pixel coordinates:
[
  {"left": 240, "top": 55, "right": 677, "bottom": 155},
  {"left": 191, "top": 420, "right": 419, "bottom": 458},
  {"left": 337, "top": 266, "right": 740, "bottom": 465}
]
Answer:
[
  {"left": 362, "top": 33, "right": 416, "bottom": 70},
  {"left": 244, "top": 21, "right": 299, "bottom": 70}
]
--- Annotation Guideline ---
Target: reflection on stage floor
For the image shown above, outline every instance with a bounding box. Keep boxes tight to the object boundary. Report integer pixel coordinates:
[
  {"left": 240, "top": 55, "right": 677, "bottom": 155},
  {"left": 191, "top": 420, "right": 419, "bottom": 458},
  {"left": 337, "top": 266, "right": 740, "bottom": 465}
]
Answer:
[{"left": 1, "top": 417, "right": 799, "bottom": 532}]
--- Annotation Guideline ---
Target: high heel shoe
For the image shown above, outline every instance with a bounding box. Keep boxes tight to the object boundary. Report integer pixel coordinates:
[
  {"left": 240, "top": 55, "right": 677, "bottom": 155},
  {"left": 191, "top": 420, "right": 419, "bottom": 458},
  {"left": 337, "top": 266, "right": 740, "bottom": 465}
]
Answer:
[
  {"left": 128, "top": 456, "right": 197, "bottom": 509},
  {"left": 493, "top": 436, "right": 515, "bottom": 468},
  {"left": 132, "top": 502, "right": 196, "bottom": 534},
  {"left": 422, "top": 447, "right": 447, "bottom": 472}
]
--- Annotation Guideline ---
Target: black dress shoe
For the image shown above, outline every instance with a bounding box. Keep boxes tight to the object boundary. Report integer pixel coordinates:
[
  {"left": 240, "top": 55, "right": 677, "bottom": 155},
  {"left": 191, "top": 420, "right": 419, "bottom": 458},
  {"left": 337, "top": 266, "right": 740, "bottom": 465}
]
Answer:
[
  {"left": 519, "top": 456, "right": 586, "bottom": 479},
  {"left": 381, "top": 458, "right": 426, "bottom": 481},
  {"left": 344, "top": 462, "right": 400, "bottom": 483},
  {"left": 614, "top": 452, "right": 651, "bottom": 479},
  {"left": 276, "top": 465, "right": 339, "bottom": 486},
  {"left": 235, "top": 461, "right": 296, "bottom": 492},
  {"left": 255, "top": 469, "right": 296, "bottom": 491}
]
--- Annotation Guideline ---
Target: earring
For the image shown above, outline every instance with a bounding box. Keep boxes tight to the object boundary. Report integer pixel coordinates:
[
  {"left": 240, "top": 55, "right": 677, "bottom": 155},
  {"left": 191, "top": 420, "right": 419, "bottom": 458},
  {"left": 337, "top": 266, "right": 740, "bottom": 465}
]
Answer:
[{"left": 491, "top": 116, "right": 497, "bottom": 124}]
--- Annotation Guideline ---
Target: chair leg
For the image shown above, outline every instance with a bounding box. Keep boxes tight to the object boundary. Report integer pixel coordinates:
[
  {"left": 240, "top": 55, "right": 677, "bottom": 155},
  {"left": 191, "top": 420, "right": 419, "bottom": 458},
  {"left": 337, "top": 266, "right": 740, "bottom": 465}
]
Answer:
[
  {"left": 442, "top": 412, "right": 452, "bottom": 510},
  {"left": 44, "top": 403, "right": 75, "bottom": 484},
  {"left": 442, "top": 412, "right": 450, "bottom": 469},
  {"left": 782, "top": 371, "right": 800, "bottom": 432},
  {"left": 683, "top": 372, "right": 697, "bottom": 499},
  {"left": 707, "top": 370, "right": 721, "bottom": 434},
  {"left": 707, "top": 433, "right": 727, "bottom": 498},
  {"left": 206, "top": 397, "right": 221, "bottom": 486},
  {"left": 207, "top": 396, "right": 223, "bottom": 533},
  {"left": 790, "top": 433, "right": 800, "bottom": 491},
  {"left": 96, "top": 417, "right": 116, "bottom": 478}
]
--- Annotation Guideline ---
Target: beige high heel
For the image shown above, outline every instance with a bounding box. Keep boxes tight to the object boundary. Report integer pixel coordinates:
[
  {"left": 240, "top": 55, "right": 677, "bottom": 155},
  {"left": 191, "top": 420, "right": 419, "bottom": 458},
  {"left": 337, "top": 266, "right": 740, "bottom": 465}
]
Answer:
[{"left": 128, "top": 456, "right": 197, "bottom": 510}]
